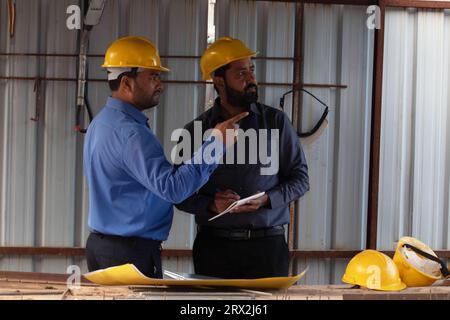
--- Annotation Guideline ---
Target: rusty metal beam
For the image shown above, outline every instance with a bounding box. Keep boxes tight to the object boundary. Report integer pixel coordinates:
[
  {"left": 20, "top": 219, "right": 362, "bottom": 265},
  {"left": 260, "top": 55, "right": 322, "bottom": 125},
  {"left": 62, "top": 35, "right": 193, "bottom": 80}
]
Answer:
[
  {"left": 291, "top": 250, "right": 450, "bottom": 258},
  {"left": 303, "top": 0, "right": 377, "bottom": 4},
  {"left": 367, "top": 2, "right": 385, "bottom": 250},
  {"left": 0, "top": 247, "right": 192, "bottom": 257},
  {"left": 288, "top": 1, "right": 305, "bottom": 277},
  {"left": 292, "top": 2, "right": 305, "bottom": 130},
  {"left": 0, "top": 247, "right": 85, "bottom": 256},
  {"left": 3, "top": 247, "right": 450, "bottom": 259},
  {"left": 383, "top": 0, "right": 450, "bottom": 9},
  {"left": 0, "top": 52, "right": 297, "bottom": 61},
  {"left": 0, "top": 76, "right": 347, "bottom": 89},
  {"left": 251, "top": 0, "right": 377, "bottom": 4}
]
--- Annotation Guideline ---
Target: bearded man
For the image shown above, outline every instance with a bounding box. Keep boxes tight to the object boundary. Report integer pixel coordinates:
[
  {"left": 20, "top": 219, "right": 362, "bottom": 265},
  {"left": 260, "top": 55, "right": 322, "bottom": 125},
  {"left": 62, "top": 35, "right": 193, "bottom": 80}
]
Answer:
[{"left": 176, "top": 37, "right": 310, "bottom": 279}]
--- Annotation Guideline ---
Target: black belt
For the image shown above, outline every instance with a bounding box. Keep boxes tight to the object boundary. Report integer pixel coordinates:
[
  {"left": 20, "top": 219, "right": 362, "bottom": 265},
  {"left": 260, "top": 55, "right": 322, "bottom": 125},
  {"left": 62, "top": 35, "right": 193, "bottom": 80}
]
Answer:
[
  {"left": 198, "top": 226, "right": 285, "bottom": 240},
  {"left": 90, "top": 231, "right": 161, "bottom": 245}
]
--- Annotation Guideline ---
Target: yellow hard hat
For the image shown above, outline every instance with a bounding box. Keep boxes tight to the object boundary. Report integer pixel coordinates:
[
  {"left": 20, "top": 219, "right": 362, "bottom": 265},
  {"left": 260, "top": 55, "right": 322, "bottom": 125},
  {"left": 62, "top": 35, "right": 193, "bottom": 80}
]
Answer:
[
  {"left": 200, "top": 36, "right": 257, "bottom": 80},
  {"left": 342, "top": 250, "right": 406, "bottom": 291},
  {"left": 102, "top": 36, "right": 170, "bottom": 72},
  {"left": 393, "top": 237, "right": 444, "bottom": 287}
]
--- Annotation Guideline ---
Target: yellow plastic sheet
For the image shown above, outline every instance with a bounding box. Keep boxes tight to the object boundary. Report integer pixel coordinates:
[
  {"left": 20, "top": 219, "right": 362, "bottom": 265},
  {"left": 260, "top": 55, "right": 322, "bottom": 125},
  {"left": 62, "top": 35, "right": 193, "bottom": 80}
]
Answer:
[{"left": 84, "top": 264, "right": 307, "bottom": 290}]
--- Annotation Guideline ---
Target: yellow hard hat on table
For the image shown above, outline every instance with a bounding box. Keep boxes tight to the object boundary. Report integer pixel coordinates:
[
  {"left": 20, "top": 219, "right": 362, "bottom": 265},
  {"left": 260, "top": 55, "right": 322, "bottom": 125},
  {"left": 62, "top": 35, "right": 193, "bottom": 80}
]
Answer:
[
  {"left": 200, "top": 36, "right": 257, "bottom": 80},
  {"left": 342, "top": 249, "right": 406, "bottom": 291},
  {"left": 393, "top": 236, "right": 446, "bottom": 287}
]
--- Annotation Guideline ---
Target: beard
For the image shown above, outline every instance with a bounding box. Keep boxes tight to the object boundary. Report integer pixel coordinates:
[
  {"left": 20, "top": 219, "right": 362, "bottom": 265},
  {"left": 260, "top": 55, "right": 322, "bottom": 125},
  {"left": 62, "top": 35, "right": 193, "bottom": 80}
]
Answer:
[
  {"left": 134, "top": 83, "right": 161, "bottom": 111},
  {"left": 224, "top": 80, "right": 258, "bottom": 109}
]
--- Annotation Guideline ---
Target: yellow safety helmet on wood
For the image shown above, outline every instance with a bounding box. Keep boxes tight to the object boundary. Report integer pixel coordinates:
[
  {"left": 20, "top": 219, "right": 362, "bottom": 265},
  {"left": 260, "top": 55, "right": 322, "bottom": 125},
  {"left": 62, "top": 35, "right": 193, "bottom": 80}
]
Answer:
[
  {"left": 200, "top": 36, "right": 257, "bottom": 80},
  {"left": 102, "top": 36, "right": 170, "bottom": 72},
  {"left": 393, "top": 237, "right": 444, "bottom": 287},
  {"left": 342, "top": 250, "right": 406, "bottom": 291}
]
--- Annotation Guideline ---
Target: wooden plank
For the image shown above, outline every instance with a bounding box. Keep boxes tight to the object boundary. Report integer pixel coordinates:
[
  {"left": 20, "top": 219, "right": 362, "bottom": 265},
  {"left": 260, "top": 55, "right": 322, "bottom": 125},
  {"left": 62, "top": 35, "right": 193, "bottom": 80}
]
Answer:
[{"left": 0, "top": 278, "right": 449, "bottom": 300}]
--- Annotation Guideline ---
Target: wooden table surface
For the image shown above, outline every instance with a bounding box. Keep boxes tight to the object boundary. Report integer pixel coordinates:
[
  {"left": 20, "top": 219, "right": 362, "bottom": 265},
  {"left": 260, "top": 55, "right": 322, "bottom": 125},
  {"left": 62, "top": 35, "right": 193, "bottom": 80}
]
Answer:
[{"left": 0, "top": 271, "right": 449, "bottom": 300}]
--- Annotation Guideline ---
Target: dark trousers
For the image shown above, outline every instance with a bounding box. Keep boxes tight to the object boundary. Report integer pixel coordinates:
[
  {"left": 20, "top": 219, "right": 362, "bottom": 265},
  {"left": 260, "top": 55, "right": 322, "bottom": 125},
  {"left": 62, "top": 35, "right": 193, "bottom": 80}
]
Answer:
[
  {"left": 86, "top": 232, "right": 163, "bottom": 278},
  {"left": 193, "top": 231, "right": 289, "bottom": 279}
]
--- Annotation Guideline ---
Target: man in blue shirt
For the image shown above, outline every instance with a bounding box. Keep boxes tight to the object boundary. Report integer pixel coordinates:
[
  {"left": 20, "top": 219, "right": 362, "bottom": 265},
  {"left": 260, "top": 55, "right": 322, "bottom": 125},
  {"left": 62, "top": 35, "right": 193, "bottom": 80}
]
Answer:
[
  {"left": 176, "top": 37, "right": 310, "bottom": 279},
  {"left": 84, "top": 36, "right": 248, "bottom": 278}
]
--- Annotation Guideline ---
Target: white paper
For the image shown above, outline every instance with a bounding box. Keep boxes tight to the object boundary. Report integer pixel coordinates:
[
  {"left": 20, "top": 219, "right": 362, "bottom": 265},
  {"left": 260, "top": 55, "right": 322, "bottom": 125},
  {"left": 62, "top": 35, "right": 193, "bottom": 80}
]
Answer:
[
  {"left": 164, "top": 270, "right": 221, "bottom": 280},
  {"left": 208, "top": 191, "right": 266, "bottom": 222}
]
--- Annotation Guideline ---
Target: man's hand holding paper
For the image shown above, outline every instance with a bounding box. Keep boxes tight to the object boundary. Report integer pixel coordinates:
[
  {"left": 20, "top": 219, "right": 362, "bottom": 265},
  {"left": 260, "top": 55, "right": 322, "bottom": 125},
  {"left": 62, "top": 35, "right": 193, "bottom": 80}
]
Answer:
[
  {"left": 229, "top": 191, "right": 269, "bottom": 213},
  {"left": 208, "top": 190, "right": 268, "bottom": 221},
  {"left": 208, "top": 189, "right": 241, "bottom": 214}
]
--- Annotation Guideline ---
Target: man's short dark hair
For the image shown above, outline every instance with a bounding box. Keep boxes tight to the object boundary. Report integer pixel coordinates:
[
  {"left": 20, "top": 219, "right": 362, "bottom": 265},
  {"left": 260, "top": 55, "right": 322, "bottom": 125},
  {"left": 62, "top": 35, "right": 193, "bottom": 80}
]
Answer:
[
  {"left": 213, "top": 64, "right": 230, "bottom": 94},
  {"left": 108, "top": 68, "right": 139, "bottom": 92}
]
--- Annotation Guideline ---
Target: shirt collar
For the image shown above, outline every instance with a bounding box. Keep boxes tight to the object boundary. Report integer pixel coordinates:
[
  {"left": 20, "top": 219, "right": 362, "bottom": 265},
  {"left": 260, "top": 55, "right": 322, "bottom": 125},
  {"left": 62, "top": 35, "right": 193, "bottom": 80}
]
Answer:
[
  {"left": 210, "top": 97, "right": 261, "bottom": 121},
  {"left": 106, "top": 96, "right": 149, "bottom": 125}
]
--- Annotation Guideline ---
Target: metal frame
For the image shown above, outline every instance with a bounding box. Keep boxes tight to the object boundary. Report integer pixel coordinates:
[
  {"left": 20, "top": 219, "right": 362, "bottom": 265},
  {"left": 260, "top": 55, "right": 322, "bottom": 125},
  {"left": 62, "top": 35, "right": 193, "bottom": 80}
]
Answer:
[
  {"left": 287, "top": 0, "right": 304, "bottom": 276},
  {"left": 367, "top": 1, "right": 386, "bottom": 250},
  {"left": 2, "top": 0, "right": 450, "bottom": 262},
  {"left": 383, "top": 0, "right": 450, "bottom": 9},
  {"left": 367, "top": 0, "right": 450, "bottom": 249},
  {"left": 252, "top": 0, "right": 377, "bottom": 4},
  {"left": 2, "top": 247, "right": 450, "bottom": 258},
  {"left": 0, "top": 75, "right": 345, "bottom": 89},
  {"left": 0, "top": 52, "right": 298, "bottom": 60}
]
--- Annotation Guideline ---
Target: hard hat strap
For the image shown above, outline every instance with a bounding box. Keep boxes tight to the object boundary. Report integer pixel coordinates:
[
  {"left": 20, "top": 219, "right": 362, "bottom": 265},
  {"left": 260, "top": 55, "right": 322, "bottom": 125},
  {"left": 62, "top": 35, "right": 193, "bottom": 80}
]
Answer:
[{"left": 403, "top": 244, "right": 450, "bottom": 278}]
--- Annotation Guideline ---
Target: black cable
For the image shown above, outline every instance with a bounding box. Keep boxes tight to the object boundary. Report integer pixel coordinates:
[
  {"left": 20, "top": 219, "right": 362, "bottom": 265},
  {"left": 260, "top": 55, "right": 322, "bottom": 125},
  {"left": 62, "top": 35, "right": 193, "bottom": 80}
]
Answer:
[
  {"left": 84, "top": 87, "right": 94, "bottom": 122},
  {"left": 75, "top": 1, "right": 94, "bottom": 134},
  {"left": 280, "top": 88, "right": 330, "bottom": 138}
]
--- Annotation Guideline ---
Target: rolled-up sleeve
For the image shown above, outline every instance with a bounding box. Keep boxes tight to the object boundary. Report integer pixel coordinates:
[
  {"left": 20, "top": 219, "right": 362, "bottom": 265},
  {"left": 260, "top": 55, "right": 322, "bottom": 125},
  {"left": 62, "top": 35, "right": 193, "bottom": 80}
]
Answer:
[{"left": 266, "top": 113, "right": 310, "bottom": 210}]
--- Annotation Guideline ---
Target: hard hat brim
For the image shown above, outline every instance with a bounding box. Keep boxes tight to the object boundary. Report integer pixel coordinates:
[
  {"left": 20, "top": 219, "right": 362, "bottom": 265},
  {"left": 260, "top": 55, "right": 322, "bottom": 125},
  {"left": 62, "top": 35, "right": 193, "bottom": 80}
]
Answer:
[
  {"left": 342, "top": 274, "right": 407, "bottom": 291},
  {"left": 101, "top": 64, "right": 170, "bottom": 72},
  {"left": 203, "top": 51, "right": 258, "bottom": 80}
]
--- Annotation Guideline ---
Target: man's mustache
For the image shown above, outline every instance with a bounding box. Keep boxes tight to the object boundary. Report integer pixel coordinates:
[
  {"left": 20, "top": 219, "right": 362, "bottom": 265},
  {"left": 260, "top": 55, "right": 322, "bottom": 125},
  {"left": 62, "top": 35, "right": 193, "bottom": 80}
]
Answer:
[{"left": 245, "top": 84, "right": 258, "bottom": 91}]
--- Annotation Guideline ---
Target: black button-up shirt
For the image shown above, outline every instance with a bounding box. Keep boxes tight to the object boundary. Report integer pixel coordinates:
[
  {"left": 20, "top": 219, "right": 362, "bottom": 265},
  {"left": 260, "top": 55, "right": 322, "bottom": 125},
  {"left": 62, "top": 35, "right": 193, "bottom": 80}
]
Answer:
[{"left": 175, "top": 98, "right": 309, "bottom": 229}]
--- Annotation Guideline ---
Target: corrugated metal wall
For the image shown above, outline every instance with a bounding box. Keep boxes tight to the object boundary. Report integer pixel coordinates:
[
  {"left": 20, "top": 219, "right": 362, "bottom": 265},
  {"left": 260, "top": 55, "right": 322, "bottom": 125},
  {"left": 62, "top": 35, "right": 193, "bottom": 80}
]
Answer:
[
  {"left": 0, "top": 0, "right": 375, "bottom": 284},
  {"left": 296, "top": 4, "right": 374, "bottom": 284},
  {"left": 215, "top": 2, "right": 375, "bottom": 285},
  {"left": 0, "top": 0, "right": 81, "bottom": 273},
  {"left": 378, "top": 8, "right": 450, "bottom": 250},
  {"left": 216, "top": 0, "right": 295, "bottom": 118},
  {"left": 0, "top": 0, "right": 209, "bottom": 274},
  {"left": 1, "top": 0, "right": 448, "bottom": 286}
]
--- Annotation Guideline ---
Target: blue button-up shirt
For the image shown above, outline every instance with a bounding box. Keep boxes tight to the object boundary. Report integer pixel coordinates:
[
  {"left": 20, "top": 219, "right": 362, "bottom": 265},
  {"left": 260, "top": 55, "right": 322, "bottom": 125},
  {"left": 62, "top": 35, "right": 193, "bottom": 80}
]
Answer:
[{"left": 84, "top": 97, "right": 224, "bottom": 240}]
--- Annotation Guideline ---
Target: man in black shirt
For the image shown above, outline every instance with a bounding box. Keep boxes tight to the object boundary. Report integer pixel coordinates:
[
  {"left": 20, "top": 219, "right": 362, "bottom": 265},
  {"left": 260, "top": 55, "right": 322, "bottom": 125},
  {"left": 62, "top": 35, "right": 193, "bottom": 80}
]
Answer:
[{"left": 176, "top": 37, "right": 309, "bottom": 279}]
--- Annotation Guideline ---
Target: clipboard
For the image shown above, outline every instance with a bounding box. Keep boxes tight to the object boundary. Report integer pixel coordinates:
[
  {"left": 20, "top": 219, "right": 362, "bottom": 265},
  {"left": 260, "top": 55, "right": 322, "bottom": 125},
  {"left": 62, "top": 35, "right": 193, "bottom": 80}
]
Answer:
[{"left": 208, "top": 191, "right": 266, "bottom": 222}]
